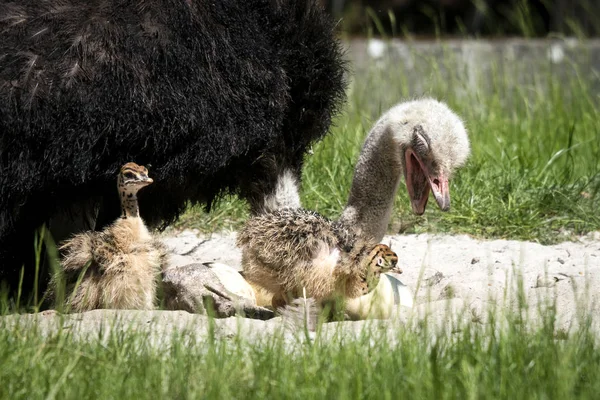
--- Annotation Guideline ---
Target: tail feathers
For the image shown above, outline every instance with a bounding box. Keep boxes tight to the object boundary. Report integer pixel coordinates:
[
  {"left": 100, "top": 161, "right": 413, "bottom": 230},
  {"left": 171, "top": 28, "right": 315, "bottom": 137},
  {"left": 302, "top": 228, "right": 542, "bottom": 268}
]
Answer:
[{"left": 261, "top": 169, "right": 302, "bottom": 213}]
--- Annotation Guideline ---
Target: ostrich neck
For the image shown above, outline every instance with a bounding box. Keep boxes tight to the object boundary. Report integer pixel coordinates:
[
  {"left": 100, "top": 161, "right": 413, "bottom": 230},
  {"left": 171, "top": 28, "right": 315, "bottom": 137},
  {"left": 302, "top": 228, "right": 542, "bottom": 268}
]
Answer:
[
  {"left": 120, "top": 192, "right": 140, "bottom": 219},
  {"left": 118, "top": 189, "right": 152, "bottom": 242},
  {"left": 339, "top": 123, "right": 404, "bottom": 242}
]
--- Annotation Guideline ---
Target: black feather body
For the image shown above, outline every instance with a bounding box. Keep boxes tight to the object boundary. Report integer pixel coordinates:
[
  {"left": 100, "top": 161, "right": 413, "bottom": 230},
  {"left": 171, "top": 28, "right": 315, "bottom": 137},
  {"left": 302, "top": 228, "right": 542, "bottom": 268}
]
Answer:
[{"left": 0, "top": 0, "right": 347, "bottom": 292}]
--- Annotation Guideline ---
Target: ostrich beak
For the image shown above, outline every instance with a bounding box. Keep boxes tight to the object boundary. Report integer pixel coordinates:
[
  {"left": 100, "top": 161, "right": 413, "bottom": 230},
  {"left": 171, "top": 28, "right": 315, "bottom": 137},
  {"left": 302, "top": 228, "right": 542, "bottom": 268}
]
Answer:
[
  {"left": 405, "top": 149, "right": 451, "bottom": 214},
  {"left": 135, "top": 176, "right": 153, "bottom": 187},
  {"left": 405, "top": 148, "right": 429, "bottom": 215},
  {"left": 428, "top": 174, "right": 450, "bottom": 211}
]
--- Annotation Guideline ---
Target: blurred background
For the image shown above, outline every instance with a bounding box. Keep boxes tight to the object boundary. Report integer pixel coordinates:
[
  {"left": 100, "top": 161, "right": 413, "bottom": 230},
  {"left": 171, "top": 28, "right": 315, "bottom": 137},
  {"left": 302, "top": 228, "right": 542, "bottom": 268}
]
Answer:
[{"left": 319, "top": 0, "right": 599, "bottom": 37}]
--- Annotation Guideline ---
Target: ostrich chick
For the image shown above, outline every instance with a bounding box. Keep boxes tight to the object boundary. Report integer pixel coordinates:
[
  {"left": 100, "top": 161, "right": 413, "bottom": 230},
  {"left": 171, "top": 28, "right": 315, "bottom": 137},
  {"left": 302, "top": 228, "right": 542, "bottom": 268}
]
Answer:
[
  {"left": 238, "top": 208, "right": 401, "bottom": 309},
  {"left": 51, "top": 163, "right": 165, "bottom": 311}
]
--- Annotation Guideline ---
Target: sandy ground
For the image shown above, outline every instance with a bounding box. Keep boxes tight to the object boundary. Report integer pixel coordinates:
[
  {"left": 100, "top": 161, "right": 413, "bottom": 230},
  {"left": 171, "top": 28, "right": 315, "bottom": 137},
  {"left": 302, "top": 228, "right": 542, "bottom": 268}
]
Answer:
[
  {"left": 4, "top": 230, "right": 599, "bottom": 343},
  {"left": 162, "top": 229, "right": 600, "bottom": 333}
]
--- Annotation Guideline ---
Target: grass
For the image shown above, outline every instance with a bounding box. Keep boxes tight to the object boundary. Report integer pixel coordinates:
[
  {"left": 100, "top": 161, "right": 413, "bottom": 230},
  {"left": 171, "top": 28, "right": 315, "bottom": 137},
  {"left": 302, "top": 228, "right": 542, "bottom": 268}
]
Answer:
[
  {"left": 176, "top": 39, "right": 600, "bottom": 244},
  {"left": 0, "top": 300, "right": 599, "bottom": 399}
]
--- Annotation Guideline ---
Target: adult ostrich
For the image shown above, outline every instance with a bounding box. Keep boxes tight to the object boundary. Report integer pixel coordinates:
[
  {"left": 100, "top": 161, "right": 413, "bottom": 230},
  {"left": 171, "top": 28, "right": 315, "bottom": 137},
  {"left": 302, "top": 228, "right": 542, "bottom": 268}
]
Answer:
[{"left": 0, "top": 0, "right": 346, "bottom": 295}]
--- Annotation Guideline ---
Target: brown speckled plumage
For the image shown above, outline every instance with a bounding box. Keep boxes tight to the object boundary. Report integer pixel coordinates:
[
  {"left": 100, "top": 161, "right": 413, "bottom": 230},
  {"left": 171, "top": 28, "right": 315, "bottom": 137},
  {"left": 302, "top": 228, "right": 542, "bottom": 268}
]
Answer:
[{"left": 237, "top": 208, "right": 399, "bottom": 308}]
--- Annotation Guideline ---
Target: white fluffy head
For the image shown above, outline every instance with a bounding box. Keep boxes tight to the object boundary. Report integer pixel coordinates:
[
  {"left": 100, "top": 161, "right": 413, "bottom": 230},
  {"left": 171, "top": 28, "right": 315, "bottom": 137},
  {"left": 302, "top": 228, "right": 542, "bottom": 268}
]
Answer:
[
  {"left": 381, "top": 98, "right": 471, "bottom": 213},
  {"left": 385, "top": 98, "right": 470, "bottom": 176}
]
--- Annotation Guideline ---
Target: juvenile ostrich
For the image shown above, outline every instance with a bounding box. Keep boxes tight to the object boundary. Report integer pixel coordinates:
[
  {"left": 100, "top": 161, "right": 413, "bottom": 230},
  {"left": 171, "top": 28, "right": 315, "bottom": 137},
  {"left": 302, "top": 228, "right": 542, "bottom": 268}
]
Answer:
[
  {"left": 240, "top": 98, "right": 470, "bottom": 315},
  {"left": 48, "top": 163, "right": 166, "bottom": 311},
  {"left": 0, "top": 0, "right": 346, "bottom": 295}
]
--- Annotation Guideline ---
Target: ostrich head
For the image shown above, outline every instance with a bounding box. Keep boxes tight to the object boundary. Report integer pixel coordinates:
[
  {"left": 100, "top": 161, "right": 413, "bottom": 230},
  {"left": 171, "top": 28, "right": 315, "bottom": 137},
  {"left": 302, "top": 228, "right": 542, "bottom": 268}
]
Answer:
[
  {"left": 362, "top": 243, "right": 401, "bottom": 293},
  {"left": 117, "top": 162, "right": 153, "bottom": 196},
  {"left": 387, "top": 99, "right": 470, "bottom": 215},
  {"left": 363, "top": 244, "right": 400, "bottom": 273}
]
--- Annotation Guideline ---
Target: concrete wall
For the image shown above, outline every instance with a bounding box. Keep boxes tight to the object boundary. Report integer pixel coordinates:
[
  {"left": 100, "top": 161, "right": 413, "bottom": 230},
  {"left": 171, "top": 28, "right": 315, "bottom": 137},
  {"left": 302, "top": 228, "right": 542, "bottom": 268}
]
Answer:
[{"left": 343, "top": 39, "right": 600, "bottom": 112}]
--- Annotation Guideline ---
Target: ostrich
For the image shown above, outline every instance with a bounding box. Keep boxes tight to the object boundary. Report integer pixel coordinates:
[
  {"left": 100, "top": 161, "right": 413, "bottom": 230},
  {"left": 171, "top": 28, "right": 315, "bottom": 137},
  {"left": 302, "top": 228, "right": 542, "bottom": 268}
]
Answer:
[
  {"left": 239, "top": 98, "right": 470, "bottom": 316},
  {"left": 0, "top": 0, "right": 346, "bottom": 296},
  {"left": 48, "top": 162, "right": 166, "bottom": 311}
]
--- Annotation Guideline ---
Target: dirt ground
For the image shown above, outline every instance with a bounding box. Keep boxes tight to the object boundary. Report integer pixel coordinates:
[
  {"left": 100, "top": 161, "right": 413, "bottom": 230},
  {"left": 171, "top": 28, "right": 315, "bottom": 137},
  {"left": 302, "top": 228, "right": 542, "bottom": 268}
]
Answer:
[{"left": 162, "top": 229, "right": 600, "bottom": 333}]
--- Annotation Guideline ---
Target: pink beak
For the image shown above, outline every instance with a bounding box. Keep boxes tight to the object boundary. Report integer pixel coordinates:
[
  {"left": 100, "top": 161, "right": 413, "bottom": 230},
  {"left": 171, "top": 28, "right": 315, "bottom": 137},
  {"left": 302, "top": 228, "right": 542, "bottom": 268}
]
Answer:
[
  {"left": 405, "top": 149, "right": 450, "bottom": 215},
  {"left": 429, "top": 174, "right": 450, "bottom": 211}
]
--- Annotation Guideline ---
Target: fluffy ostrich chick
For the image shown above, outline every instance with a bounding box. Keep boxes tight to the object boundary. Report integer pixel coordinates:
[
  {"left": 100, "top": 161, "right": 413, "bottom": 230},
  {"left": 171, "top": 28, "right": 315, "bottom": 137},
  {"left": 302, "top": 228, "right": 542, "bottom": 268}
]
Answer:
[{"left": 51, "top": 163, "right": 165, "bottom": 311}]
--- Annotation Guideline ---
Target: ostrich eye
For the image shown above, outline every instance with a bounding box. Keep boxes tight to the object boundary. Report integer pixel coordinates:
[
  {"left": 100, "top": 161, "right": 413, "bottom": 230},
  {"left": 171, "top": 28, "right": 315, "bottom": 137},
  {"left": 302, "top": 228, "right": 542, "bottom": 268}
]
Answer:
[
  {"left": 377, "top": 257, "right": 384, "bottom": 266},
  {"left": 123, "top": 172, "right": 136, "bottom": 179}
]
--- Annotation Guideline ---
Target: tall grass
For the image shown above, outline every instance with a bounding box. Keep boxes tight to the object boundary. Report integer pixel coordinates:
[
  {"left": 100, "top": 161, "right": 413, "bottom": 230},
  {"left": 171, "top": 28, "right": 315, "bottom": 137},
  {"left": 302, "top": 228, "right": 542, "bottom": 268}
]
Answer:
[{"left": 0, "top": 298, "right": 598, "bottom": 399}]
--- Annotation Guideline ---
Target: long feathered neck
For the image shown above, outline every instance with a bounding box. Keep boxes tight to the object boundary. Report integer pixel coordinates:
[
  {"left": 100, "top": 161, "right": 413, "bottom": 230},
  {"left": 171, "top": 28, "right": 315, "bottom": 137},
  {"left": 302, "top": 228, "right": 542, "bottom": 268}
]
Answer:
[
  {"left": 339, "top": 119, "right": 405, "bottom": 242},
  {"left": 117, "top": 179, "right": 140, "bottom": 219},
  {"left": 121, "top": 193, "right": 140, "bottom": 219}
]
